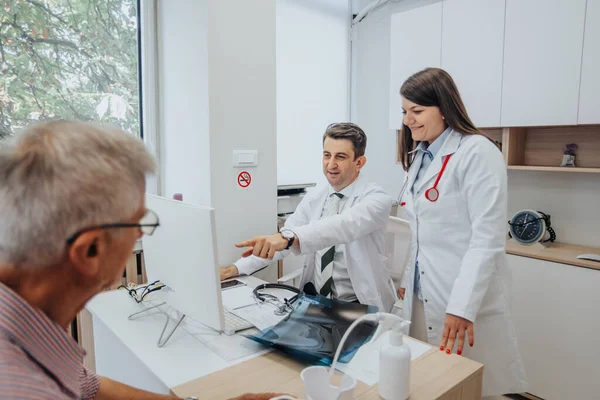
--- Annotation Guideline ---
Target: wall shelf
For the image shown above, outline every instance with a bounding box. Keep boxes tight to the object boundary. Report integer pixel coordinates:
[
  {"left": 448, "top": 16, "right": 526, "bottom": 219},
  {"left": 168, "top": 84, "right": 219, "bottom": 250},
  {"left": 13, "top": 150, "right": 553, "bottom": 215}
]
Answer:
[
  {"left": 493, "top": 124, "right": 600, "bottom": 173},
  {"left": 506, "top": 166, "right": 600, "bottom": 173},
  {"left": 506, "top": 240, "right": 600, "bottom": 271}
]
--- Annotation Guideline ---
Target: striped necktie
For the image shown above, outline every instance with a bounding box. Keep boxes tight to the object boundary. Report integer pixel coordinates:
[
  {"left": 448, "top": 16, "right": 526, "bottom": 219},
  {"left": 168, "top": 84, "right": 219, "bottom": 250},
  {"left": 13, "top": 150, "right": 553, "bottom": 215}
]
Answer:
[{"left": 316, "top": 192, "right": 343, "bottom": 297}]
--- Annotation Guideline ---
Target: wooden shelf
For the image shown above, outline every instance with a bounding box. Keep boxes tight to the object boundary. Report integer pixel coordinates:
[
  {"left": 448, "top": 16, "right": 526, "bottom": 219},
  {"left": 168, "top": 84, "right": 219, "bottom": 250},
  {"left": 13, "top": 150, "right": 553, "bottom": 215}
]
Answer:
[
  {"left": 506, "top": 240, "right": 600, "bottom": 271},
  {"left": 500, "top": 124, "right": 600, "bottom": 172},
  {"left": 507, "top": 165, "right": 600, "bottom": 173}
]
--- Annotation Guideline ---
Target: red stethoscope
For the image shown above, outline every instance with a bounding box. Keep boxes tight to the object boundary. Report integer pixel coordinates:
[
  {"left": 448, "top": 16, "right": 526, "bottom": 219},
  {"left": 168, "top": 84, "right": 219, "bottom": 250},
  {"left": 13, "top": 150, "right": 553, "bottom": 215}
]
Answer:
[{"left": 399, "top": 153, "right": 453, "bottom": 205}]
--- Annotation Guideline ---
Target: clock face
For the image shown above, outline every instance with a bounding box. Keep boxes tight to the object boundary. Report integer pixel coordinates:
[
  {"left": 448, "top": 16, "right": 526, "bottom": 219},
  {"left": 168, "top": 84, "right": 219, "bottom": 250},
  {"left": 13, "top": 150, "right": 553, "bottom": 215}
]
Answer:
[{"left": 510, "top": 211, "right": 544, "bottom": 244}]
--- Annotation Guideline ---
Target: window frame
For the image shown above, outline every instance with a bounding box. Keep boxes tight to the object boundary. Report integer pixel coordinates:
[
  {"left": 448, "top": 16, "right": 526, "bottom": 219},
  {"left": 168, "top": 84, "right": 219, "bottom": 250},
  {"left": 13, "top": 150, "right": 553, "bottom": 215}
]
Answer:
[{"left": 138, "top": 0, "right": 161, "bottom": 195}]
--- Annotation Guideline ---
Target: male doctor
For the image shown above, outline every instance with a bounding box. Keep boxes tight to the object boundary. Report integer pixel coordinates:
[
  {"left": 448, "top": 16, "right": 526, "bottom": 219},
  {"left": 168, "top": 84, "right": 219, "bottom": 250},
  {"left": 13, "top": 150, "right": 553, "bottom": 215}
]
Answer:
[{"left": 220, "top": 123, "right": 396, "bottom": 312}]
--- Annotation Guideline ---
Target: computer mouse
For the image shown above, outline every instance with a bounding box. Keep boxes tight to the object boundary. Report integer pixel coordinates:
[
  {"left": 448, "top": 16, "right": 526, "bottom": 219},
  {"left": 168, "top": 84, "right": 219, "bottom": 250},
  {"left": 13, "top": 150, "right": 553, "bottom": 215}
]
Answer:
[{"left": 576, "top": 254, "right": 600, "bottom": 262}]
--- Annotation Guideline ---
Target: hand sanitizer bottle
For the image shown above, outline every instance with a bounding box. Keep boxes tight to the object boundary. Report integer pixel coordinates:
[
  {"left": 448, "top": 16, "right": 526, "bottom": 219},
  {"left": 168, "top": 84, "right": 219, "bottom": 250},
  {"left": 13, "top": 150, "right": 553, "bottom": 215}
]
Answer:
[{"left": 379, "top": 320, "right": 411, "bottom": 400}]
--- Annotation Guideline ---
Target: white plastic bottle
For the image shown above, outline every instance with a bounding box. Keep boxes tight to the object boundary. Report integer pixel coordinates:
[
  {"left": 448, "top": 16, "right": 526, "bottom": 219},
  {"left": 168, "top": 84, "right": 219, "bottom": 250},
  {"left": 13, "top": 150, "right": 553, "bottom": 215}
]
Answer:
[{"left": 379, "top": 321, "right": 411, "bottom": 400}]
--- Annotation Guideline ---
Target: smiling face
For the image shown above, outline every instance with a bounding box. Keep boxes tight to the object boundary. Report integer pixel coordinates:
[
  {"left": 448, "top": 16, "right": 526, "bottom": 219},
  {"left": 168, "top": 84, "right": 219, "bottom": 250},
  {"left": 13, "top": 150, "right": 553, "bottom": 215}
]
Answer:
[
  {"left": 401, "top": 97, "right": 447, "bottom": 143},
  {"left": 322, "top": 137, "right": 365, "bottom": 192}
]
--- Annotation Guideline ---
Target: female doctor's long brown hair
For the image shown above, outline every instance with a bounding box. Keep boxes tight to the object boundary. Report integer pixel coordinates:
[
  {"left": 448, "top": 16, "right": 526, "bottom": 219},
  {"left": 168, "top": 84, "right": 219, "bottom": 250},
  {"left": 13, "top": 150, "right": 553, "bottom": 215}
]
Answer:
[{"left": 398, "top": 68, "right": 487, "bottom": 171}]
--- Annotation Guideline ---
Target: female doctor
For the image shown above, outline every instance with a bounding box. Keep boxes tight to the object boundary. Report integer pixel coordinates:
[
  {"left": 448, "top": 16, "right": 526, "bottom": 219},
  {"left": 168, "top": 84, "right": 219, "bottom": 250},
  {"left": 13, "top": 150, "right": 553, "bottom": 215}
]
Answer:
[{"left": 396, "top": 68, "right": 528, "bottom": 397}]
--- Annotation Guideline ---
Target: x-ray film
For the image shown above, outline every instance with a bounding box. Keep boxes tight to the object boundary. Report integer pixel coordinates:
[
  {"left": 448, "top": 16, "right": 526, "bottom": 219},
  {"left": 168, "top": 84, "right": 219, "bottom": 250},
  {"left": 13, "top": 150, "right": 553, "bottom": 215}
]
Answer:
[{"left": 247, "top": 294, "right": 378, "bottom": 365}]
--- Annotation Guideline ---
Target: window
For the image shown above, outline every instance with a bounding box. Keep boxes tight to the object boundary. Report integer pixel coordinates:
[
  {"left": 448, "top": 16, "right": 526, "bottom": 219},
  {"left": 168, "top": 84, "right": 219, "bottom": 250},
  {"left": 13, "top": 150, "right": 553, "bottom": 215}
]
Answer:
[{"left": 0, "top": 0, "right": 142, "bottom": 139}]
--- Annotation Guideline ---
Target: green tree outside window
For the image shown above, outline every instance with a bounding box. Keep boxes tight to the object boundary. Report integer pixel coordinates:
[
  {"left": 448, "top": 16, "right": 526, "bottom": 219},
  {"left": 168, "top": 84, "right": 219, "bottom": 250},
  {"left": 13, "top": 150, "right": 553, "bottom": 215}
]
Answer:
[{"left": 0, "top": 0, "right": 141, "bottom": 139}]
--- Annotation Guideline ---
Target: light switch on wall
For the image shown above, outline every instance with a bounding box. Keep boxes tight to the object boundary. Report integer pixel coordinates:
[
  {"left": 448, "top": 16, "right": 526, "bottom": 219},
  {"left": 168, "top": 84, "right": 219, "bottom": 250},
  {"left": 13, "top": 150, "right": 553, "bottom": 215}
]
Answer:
[{"left": 232, "top": 150, "right": 258, "bottom": 167}]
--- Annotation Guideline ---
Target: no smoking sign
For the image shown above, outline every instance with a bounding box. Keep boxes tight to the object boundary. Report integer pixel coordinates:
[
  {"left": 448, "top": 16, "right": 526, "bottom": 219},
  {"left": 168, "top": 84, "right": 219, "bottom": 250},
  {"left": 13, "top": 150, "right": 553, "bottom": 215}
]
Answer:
[{"left": 237, "top": 171, "right": 251, "bottom": 188}]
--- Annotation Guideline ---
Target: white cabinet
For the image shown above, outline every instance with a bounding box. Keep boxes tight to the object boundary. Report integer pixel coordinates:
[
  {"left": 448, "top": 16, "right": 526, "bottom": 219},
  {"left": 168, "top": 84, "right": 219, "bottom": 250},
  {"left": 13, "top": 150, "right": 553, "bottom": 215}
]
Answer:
[
  {"left": 501, "top": 0, "right": 587, "bottom": 126},
  {"left": 441, "top": 0, "right": 505, "bottom": 128},
  {"left": 507, "top": 255, "right": 600, "bottom": 399},
  {"left": 388, "top": 3, "right": 442, "bottom": 129},
  {"left": 578, "top": 0, "right": 600, "bottom": 124}
]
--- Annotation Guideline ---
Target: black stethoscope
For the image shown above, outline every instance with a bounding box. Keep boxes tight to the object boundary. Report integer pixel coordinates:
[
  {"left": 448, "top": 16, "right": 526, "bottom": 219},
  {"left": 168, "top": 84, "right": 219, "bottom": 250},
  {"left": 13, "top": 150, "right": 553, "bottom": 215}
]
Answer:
[
  {"left": 398, "top": 153, "right": 453, "bottom": 205},
  {"left": 252, "top": 283, "right": 301, "bottom": 316}
]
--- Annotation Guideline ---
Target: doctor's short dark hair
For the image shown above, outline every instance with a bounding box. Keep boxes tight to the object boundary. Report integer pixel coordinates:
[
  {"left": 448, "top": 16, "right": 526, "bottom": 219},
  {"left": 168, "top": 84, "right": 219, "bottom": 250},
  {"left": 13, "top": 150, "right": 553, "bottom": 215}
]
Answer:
[{"left": 322, "top": 122, "right": 367, "bottom": 159}]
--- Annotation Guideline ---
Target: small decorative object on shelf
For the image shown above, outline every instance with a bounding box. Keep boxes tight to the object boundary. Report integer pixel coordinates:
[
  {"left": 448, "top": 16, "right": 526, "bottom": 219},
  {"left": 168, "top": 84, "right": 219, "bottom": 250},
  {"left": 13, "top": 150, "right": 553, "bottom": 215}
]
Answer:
[{"left": 560, "top": 143, "right": 578, "bottom": 167}]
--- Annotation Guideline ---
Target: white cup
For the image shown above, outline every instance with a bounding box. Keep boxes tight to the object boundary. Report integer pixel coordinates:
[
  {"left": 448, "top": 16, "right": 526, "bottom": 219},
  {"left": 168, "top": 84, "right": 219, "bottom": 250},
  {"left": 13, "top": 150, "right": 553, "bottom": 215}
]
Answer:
[{"left": 301, "top": 366, "right": 356, "bottom": 400}]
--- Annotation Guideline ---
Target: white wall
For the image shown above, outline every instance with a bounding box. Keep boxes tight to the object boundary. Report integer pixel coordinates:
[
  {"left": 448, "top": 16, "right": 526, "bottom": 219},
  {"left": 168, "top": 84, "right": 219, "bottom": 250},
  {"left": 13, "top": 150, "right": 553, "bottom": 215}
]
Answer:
[
  {"left": 507, "top": 171, "right": 600, "bottom": 247},
  {"left": 157, "top": 0, "right": 211, "bottom": 206},
  {"left": 156, "top": 0, "right": 278, "bottom": 281},
  {"left": 208, "top": 0, "right": 278, "bottom": 275},
  {"left": 352, "top": 0, "right": 600, "bottom": 247},
  {"left": 352, "top": 0, "right": 439, "bottom": 197},
  {"left": 276, "top": 0, "right": 350, "bottom": 186}
]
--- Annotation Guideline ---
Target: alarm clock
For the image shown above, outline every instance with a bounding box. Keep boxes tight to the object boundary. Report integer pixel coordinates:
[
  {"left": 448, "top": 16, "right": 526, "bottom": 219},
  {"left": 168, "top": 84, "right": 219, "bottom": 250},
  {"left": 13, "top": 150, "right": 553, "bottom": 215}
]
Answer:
[{"left": 508, "top": 210, "right": 556, "bottom": 246}]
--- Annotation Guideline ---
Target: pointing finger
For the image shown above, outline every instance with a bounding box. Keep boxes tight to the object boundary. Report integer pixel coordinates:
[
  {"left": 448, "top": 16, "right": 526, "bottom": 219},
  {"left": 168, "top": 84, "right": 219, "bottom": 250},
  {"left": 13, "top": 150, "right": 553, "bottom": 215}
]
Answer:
[{"left": 235, "top": 239, "right": 255, "bottom": 248}]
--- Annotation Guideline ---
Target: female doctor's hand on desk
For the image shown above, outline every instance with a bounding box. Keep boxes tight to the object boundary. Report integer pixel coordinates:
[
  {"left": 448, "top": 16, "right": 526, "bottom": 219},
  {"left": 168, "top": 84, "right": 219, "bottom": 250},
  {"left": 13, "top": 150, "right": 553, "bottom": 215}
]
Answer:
[
  {"left": 396, "top": 288, "right": 474, "bottom": 355},
  {"left": 236, "top": 234, "right": 289, "bottom": 259},
  {"left": 440, "top": 314, "right": 474, "bottom": 356}
]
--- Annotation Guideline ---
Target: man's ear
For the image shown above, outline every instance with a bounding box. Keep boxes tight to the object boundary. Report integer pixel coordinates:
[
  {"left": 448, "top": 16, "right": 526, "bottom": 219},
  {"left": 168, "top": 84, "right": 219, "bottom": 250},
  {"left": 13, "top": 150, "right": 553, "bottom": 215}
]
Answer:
[
  {"left": 68, "top": 231, "right": 104, "bottom": 278},
  {"left": 356, "top": 155, "right": 367, "bottom": 170}
]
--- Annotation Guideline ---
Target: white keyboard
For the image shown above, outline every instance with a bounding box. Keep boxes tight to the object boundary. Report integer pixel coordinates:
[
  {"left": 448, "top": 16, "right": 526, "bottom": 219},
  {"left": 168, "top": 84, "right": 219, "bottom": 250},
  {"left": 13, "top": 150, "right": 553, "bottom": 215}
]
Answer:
[{"left": 223, "top": 309, "right": 253, "bottom": 335}]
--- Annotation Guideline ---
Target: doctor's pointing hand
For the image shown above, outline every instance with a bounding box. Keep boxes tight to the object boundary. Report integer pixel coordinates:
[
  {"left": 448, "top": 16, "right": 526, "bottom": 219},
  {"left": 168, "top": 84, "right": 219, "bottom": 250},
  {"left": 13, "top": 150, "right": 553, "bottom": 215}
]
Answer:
[
  {"left": 235, "top": 234, "right": 294, "bottom": 260},
  {"left": 395, "top": 68, "right": 528, "bottom": 397}
]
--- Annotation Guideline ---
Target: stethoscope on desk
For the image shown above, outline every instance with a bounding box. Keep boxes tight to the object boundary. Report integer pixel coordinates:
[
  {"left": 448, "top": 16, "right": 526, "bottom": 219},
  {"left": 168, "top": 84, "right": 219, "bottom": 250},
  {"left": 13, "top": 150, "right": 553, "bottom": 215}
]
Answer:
[
  {"left": 252, "top": 283, "right": 301, "bottom": 316},
  {"left": 398, "top": 153, "right": 453, "bottom": 205}
]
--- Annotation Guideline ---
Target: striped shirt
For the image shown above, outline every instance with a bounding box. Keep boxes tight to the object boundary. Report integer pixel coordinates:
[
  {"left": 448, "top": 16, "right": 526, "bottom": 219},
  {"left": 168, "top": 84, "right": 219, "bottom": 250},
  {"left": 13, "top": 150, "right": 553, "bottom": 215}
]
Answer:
[{"left": 0, "top": 282, "right": 100, "bottom": 399}]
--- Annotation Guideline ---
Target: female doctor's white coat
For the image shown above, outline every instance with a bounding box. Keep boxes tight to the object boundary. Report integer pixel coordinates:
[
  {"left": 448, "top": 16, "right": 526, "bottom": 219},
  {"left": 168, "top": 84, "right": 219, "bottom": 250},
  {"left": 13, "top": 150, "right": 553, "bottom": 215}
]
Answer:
[{"left": 399, "top": 129, "right": 528, "bottom": 396}]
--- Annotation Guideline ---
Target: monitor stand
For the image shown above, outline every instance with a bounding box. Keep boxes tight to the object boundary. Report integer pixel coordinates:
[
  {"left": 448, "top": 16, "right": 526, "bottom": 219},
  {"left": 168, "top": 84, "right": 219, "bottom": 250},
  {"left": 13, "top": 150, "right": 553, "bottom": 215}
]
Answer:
[{"left": 128, "top": 303, "right": 185, "bottom": 348}]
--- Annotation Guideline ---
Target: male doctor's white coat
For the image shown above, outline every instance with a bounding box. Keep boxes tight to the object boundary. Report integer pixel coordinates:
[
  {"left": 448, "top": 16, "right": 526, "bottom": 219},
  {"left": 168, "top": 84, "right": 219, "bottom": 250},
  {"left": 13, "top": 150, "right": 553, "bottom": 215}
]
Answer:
[
  {"left": 399, "top": 129, "right": 528, "bottom": 396},
  {"left": 235, "top": 173, "right": 396, "bottom": 313}
]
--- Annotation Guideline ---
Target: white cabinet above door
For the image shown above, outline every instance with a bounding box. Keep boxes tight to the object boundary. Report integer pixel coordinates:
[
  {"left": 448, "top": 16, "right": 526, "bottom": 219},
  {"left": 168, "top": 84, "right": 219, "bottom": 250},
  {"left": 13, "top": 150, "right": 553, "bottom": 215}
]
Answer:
[
  {"left": 441, "top": 0, "right": 506, "bottom": 128},
  {"left": 388, "top": 3, "right": 442, "bottom": 129},
  {"left": 501, "top": 0, "right": 587, "bottom": 127},
  {"left": 578, "top": 0, "right": 600, "bottom": 124}
]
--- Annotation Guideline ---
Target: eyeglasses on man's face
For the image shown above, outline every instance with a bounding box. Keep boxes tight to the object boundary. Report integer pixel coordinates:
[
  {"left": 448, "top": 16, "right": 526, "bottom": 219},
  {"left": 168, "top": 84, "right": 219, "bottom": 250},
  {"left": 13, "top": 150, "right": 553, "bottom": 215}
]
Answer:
[{"left": 66, "top": 209, "right": 160, "bottom": 245}]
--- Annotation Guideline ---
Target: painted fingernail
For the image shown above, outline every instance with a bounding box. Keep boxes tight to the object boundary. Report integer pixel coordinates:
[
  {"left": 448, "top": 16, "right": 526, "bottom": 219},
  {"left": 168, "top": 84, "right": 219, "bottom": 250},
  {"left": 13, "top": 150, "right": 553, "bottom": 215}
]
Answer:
[
  {"left": 470, "top": 343, "right": 473, "bottom": 347},
  {"left": 457, "top": 349, "right": 462, "bottom": 355},
  {"left": 440, "top": 346, "right": 444, "bottom": 351},
  {"left": 446, "top": 349, "right": 451, "bottom": 354}
]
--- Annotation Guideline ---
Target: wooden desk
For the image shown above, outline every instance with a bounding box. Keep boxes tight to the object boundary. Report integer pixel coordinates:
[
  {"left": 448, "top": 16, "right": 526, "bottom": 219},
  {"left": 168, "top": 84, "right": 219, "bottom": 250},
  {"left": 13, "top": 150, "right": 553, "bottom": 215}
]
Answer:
[{"left": 172, "top": 345, "right": 483, "bottom": 400}]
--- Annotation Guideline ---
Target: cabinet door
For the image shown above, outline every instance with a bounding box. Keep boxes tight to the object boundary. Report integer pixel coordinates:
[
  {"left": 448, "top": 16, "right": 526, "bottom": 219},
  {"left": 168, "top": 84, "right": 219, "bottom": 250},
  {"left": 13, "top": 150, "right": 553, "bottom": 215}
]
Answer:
[
  {"left": 501, "top": 0, "right": 587, "bottom": 126},
  {"left": 441, "top": 0, "right": 505, "bottom": 128},
  {"left": 388, "top": 3, "right": 442, "bottom": 129},
  {"left": 507, "top": 255, "right": 600, "bottom": 399},
  {"left": 578, "top": 0, "right": 600, "bottom": 124}
]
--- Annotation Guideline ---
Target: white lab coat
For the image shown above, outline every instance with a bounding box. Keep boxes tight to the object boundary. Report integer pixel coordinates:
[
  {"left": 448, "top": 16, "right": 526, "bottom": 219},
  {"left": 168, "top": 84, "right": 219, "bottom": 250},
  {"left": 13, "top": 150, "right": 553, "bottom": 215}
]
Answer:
[
  {"left": 236, "top": 173, "right": 396, "bottom": 312},
  {"left": 399, "top": 129, "right": 529, "bottom": 396}
]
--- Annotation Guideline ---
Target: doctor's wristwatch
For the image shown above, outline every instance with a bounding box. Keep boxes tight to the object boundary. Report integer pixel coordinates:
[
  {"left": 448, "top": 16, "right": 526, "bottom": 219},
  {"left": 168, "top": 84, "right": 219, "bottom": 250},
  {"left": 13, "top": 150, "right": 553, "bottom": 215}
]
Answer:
[{"left": 280, "top": 229, "right": 295, "bottom": 250}]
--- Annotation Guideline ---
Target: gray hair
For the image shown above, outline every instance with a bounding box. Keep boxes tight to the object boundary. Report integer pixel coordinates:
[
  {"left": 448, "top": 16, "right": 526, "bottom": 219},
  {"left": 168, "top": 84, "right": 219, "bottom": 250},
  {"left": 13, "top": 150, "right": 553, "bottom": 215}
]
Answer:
[{"left": 0, "top": 120, "right": 157, "bottom": 268}]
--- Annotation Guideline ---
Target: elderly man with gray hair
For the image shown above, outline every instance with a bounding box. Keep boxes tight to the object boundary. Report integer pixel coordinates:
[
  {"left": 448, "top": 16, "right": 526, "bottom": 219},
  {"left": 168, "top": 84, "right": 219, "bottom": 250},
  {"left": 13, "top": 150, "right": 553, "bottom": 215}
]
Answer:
[{"left": 0, "top": 120, "right": 280, "bottom": 400}]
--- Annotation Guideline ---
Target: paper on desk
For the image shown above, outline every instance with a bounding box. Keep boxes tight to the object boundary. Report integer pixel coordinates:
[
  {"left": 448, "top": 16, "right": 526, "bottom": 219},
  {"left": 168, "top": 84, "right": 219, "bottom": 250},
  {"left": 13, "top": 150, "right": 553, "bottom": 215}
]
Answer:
[
  {"left": 221, "top": 286, "right": 256, "bottom": 310},
  {"left": 335, "top": 332, "right": 431, "bottom": 386},
  {"left": 229, "top": 303, "right": 287, "bottom": 331},
  {"left": 189, "top": 328, "right": 268, "bottom": 361}
]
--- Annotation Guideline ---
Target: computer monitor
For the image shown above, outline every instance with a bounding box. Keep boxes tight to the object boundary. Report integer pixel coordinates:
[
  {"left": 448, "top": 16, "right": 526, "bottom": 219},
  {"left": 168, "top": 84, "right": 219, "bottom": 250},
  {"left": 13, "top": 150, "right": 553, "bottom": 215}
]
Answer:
[{"left": 142, "top": 194, "right": 225, "bottom": 332}]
